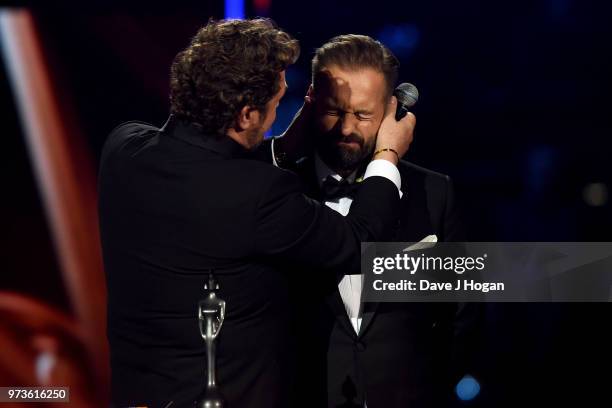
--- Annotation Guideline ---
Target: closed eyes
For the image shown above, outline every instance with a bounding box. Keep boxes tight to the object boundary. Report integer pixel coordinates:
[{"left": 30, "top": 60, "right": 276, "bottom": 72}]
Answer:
[{"left": 325, "top": 110, "right": 373, "bottom": 121}]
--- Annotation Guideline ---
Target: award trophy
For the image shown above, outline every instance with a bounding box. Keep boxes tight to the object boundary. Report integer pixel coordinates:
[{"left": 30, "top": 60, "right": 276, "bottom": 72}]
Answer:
[{"left": 196, "top": 273, "right": 226, "bottom": 408}]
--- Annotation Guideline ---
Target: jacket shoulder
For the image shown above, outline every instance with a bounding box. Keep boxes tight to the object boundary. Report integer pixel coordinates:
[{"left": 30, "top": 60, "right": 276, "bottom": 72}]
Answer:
[
  {"left": 109, "top": 120, "right": 159, "bottom": 135},
  {"left": 397, "top": 159, "right": 451, "bottom": 194},
  {"left": 398, "top": 160, "right": 450, "bottom": 181},
  {"left": 101, "top": 120, "right": 160, "bottom": 164}
]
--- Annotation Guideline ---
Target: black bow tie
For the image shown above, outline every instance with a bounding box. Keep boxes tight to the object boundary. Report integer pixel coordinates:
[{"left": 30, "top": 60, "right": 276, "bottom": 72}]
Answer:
[{"left": 321, "top": 176, "right": 360, "bottom": 200}]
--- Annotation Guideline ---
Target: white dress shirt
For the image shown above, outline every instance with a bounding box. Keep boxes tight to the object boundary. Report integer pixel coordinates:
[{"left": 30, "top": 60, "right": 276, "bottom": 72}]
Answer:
[
  {"left": 313, "top": 154, "right": 403, "bottom": 334},
  {"left": 314, "top": 154, "right": 363, "bottom": 333}
]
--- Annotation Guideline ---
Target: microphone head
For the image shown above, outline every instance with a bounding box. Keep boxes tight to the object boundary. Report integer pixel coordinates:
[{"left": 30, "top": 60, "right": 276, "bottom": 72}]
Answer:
[{"left": 394, "top": 82, "right": 419, "bottom": 109}]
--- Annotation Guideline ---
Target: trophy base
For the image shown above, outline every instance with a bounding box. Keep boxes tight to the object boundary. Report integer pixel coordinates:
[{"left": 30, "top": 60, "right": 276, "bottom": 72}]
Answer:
[
  {"left": 195, "top": 387, "right": 225, "bottom": 408},
  {"left": 195, "top": 401, "right": 224, "bottom": 408}
]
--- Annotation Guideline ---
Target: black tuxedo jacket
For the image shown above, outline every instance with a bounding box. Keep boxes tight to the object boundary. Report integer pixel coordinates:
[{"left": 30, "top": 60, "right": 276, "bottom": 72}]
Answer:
[
  {"left": 289, "top": 157, "right": 479, "bottom": 408},
  {"left": 97, "top": 117, "right": 401, "bottom": 407}
]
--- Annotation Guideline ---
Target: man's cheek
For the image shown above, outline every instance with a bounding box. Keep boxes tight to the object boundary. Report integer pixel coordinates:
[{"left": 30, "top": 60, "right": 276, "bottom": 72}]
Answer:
[
  {"left": 316, "top": 117, "right": 336, "bottom": 133},
  {"left": 357, "top": 123, "right": 374, "bottom": 139}
]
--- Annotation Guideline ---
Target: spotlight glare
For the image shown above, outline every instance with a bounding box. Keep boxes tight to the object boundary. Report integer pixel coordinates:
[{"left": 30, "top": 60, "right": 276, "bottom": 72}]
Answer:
[{"left": 456, "top": 374, "right": 481, "bottom": 401}]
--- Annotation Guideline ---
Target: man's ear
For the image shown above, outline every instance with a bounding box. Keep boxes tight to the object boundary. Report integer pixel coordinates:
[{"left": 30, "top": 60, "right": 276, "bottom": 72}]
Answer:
[
  {"left": 306, "top": 83, "right": 317, "bottom": 104},
  {"left": 383, "top": 94, "right": 396, "bottom": 116},
  {"left": 304, "top": 84, "right": 314, "bottom": 103},
  {"left": 235, "top": 105, "right": 261, "bottom": 131}
]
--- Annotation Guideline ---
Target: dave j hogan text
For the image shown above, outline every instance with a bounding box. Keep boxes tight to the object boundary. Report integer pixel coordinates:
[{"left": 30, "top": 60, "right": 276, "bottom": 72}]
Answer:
[{"left": 372, "top": 279, "right": 505, "bottom": 293}]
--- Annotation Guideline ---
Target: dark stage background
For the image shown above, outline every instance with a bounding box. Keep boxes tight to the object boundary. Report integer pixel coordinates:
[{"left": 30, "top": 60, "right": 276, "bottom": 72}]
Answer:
[{"left": 1, "top": 0, "right": 611, "bottom": 406}]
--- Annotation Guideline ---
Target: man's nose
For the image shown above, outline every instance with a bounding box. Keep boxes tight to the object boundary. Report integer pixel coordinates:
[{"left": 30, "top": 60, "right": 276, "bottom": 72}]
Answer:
[{"left": 340, "top": 114, "right": 357, "bottom": 136}]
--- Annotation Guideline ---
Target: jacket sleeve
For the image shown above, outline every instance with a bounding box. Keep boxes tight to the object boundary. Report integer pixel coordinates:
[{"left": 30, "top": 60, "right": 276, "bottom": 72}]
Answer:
[{"left": 253, "top": 169, "right": 400, "bottom": 274}]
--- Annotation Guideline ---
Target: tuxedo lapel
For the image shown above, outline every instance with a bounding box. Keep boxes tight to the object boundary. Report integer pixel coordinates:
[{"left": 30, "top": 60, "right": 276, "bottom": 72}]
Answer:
[
  {"left": 358, "top": 301, "right": 379, "bottom": 338},
  {"left": 326, "top": 289, "right": 359, "bottom": 339}
]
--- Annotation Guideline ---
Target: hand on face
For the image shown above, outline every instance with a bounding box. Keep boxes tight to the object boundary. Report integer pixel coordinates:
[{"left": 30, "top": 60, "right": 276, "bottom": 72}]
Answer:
[
  {"left": 375, "top": 96, "right": 416, "bottom": 160},
  {"left": 276, "top": 87, "right": 315, "bottom": 160}
]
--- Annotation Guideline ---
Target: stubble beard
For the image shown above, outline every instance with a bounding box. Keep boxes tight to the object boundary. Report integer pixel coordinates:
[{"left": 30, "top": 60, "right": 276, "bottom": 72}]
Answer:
[{"left": 315, "top": 132, "right": 375, "bottom": 177}]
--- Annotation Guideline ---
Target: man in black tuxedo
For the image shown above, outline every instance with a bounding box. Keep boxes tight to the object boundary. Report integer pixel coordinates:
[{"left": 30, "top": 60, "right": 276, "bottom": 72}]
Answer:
[
  {"left": 98, "top": 20, "right": 416, "bottom": 407},
  {"left": 281, "top": 35, "right": 481, "bottom": 407}
]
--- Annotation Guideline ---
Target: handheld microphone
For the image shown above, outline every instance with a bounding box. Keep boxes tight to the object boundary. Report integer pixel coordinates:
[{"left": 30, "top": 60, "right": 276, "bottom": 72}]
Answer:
[{"left": 394, "top": 83, "right": 419, "bottom": 121}]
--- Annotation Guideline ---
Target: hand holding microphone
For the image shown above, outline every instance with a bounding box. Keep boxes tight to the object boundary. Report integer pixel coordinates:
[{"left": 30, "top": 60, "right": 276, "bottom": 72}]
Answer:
[
  {"left": 374, "top": 83, "right": 418, "bottom": 164},
  {"left": 394, "top": 82, "right": 419, "bottom": 121}
]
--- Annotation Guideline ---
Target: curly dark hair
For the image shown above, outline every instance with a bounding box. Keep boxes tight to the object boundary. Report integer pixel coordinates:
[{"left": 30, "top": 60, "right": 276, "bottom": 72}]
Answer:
[
  {"left": 312, "top": 34, "right": 399, "bottom": 98},
  {"left": 169, "top": 18, "right": 300, "bottom": 135}
]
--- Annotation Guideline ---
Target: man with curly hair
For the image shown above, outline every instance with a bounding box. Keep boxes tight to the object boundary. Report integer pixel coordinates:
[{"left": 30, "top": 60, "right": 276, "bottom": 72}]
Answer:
[{"left": 98, "top": 19, "right": 415, "bottom": 407}]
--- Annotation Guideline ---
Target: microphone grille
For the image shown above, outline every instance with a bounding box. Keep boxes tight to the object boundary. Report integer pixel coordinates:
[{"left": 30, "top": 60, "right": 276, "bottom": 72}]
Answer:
[{"left": 394, "top": 82, "right": 419, "bottom": 108}]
